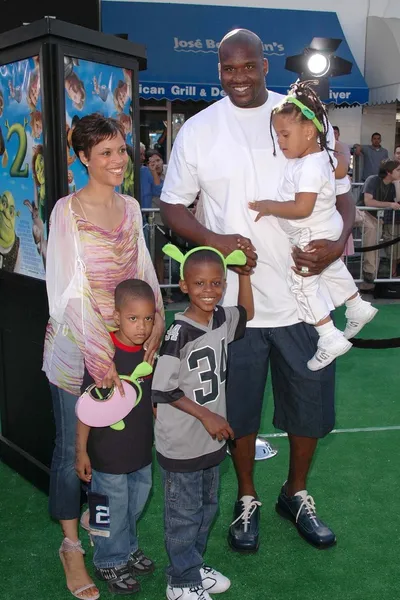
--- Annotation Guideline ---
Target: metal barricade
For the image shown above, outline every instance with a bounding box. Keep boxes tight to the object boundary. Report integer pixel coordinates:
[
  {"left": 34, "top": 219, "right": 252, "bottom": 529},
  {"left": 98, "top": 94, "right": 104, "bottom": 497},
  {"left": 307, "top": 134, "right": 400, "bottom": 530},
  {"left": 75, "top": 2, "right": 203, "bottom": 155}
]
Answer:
[
  {"left": 142, "top": 199, "right": 400, "bottom": 292},
  {"left": 346, "top": 183, "right": 400, "bottom": 283},
  {"left": 141, "top": 207, "right": 180, "bottom": 292}
]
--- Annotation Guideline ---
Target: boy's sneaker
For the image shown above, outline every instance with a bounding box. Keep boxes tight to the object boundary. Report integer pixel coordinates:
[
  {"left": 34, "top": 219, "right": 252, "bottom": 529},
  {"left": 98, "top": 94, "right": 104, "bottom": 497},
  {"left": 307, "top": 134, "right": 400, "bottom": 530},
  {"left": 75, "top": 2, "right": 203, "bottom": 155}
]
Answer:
[
  {"left": 343, "top": 302, "right": 378, "bottom": 339},
  {"left": 95, "top": 565, "right": 140, "bottom": 595},
  {"left": 127, "top": 549, "right": 155, "bottom": 575},
  {"left": 307, "top": 330, "right": 352, "bottom": 371},
  {"left": 200, "top": 565, "right": 231, "bottom": 593},
  {"left": 166, "top": 585, "right": 212, "bottom": 600}
]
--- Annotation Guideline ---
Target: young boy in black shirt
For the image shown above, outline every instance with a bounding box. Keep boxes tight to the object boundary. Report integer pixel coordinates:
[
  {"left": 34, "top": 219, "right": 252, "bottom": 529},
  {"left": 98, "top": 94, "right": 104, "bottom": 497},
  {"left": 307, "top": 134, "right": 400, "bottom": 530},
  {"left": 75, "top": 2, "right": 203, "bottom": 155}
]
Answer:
[{"left": 76, "top": 279, "right": 156, "bottom": 595}]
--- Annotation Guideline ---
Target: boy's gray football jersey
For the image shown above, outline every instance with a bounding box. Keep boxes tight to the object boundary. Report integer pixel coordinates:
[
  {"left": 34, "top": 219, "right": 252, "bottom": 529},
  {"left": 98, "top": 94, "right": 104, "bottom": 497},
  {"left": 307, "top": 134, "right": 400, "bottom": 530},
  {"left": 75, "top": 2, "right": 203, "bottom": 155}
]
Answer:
[{"left": 152, "top": 305, "right": 246, "bottom": 472}]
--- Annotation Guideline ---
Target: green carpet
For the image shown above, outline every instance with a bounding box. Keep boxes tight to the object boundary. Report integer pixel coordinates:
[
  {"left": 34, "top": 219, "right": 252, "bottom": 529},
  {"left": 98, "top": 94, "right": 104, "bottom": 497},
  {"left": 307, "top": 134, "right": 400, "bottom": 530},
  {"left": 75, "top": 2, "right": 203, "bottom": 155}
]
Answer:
[{"left": 1, "top": 304, "right": 399, "bottom": 600}]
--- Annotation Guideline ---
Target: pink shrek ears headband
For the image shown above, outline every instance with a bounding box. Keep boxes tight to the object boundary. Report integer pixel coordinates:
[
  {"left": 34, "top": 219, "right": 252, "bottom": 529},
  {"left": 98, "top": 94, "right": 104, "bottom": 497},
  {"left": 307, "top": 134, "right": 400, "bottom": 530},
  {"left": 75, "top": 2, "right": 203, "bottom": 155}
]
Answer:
[
  {"left": 75, "top": 361, "right": 152, "bottom": 431},
  {"left": 162, "top": 243, "right": 247, "bottom": 279},
  {"left": 278, "top": 96, "right": 323, "bottom": 133}
]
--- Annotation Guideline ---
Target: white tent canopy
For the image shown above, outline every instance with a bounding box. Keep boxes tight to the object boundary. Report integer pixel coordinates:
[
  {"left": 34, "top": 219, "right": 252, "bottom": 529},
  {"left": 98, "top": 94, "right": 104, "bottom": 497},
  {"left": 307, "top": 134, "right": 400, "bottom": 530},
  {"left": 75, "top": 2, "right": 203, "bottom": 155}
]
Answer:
[{"left": 366, "top": 16, "right": 400, "bottom": 104}]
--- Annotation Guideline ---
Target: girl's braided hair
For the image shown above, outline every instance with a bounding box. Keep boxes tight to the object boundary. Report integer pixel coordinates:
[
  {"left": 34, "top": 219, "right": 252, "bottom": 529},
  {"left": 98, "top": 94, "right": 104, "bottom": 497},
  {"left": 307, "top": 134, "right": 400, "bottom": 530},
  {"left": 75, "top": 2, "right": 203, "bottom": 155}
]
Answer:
[{"left": 270, "top": 80, "right": 334, "bottom": 170}]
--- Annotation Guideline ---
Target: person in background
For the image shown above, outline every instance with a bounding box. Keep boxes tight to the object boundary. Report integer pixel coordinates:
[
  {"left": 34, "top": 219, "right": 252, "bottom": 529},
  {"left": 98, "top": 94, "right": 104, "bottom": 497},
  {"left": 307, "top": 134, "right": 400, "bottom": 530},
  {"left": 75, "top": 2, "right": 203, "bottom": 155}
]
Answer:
[
  {"left": 333, "top": 126, "right": 354, "bottom": 257},
  {"left": 146, "top": 150, "right": 167, "bottom": 285},
  {"left": 393, "top": 146, "right": 400, "bottom": 208},
  {"left": 360, "top": 158, "right": 400, "bottom": 281},
  {"left": 355, "top": 133, "right": 389, "bottom": 181},
  {"left": 43, "top": 113, "right": 164, "bottom": 600},
  {"left": 140, "top": 146, "right": 163, "bottom": 210},
  {"left": 333, "top": 126, "right": 351, "bottom": 164}
]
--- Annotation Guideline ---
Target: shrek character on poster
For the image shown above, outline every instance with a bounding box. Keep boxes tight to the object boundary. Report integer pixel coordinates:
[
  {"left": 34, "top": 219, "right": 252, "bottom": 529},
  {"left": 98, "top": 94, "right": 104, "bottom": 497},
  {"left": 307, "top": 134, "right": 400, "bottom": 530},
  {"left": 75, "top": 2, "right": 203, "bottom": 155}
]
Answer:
[
  {"left": 0, "top": 191, "right": 20, "bottom": 272},
  {"left": 23, "top": 199, "right": 47, "bottom": 268},
  {"left": 32, "top": 144, "right": 46, "bottom": 223},
  {"left": 121, "top": 144, "right": 134, "bottom": 196}
]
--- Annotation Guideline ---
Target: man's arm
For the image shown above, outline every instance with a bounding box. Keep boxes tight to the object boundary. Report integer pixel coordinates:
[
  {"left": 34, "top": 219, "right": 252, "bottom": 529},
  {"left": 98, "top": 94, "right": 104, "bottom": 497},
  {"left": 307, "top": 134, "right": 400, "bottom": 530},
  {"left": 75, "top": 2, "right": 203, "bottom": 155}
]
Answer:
[
  {"left": 292, "top": 190, "right": 355, "bottom": 276},
  {"left": 354, "top": 144, "right": 363, "bottom": 157}
]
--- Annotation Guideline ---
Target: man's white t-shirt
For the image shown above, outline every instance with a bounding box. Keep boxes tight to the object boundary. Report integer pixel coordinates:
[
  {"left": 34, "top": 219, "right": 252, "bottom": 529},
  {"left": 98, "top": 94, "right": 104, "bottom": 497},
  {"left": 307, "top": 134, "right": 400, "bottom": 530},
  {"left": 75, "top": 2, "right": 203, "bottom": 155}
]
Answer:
[{"left": 161, "top": 92, "right": 351, "bottom": 328}]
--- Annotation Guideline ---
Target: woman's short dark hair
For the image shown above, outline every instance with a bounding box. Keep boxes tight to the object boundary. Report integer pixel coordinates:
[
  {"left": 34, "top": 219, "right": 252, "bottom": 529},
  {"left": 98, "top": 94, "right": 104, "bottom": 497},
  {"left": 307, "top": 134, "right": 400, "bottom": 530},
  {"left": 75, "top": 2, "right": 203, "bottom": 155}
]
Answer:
[
  {"left": 71, "top": 112, "right": 126, "bottom": 162},
  {"left": 379, "top": 158, "right": 400, "bottom": 178}
]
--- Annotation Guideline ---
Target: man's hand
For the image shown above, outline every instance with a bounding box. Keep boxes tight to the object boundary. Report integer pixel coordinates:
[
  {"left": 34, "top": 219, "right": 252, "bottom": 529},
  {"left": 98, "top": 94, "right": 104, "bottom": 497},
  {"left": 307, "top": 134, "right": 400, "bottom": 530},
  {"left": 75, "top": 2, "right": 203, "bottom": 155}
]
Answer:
[
  {"left": 75, "top": 450, "right": 92, "bottom": 483},
  {"left": 292, "top": 239, "right": 343, "bottom": 277},
  {"left": 209, "top": 232, "right": 258, "bottom": 274},
  {"left": 200, "top": 411, "right": 234, "bottom": 442}
]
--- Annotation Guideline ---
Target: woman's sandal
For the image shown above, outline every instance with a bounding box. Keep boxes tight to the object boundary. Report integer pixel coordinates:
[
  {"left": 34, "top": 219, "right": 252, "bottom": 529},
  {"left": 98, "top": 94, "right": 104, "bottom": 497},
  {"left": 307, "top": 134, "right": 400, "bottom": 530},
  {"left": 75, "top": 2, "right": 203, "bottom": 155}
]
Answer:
[{"left": 59, "top": 537, "right": 100, "bottom": 600}]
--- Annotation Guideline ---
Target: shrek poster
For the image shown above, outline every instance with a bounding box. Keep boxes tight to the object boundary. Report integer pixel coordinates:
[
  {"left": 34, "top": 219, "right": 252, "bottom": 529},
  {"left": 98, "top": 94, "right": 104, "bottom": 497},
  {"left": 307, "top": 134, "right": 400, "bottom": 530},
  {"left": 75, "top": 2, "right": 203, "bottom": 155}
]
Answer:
[
  {"left": 64, "top": 57, "right": 134, "bottom": 196},
  {"left": 0, "top": 56, "right": 46, "bottom": 279}
]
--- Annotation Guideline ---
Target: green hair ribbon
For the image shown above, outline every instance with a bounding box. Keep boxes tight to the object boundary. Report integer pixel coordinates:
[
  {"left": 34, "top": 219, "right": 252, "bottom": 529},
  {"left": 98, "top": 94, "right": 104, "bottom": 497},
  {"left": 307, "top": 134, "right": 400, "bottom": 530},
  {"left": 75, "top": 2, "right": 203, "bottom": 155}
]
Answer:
[
  {"left": 162, "top": 244, "right": 247, "bottom": 280},
  {"left": 280, "top": 96, "right": 323, "bottom": 133}
]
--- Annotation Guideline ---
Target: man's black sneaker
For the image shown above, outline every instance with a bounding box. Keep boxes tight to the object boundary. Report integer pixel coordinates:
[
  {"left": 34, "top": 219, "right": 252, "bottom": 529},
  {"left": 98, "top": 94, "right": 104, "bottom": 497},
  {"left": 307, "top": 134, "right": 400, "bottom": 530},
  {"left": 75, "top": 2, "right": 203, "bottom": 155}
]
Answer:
[
  {"left": 276, "top": 485, "right": 336, "bottom": 549},
  {"left": 227, "top": 495, "right": 261, "bottom": 553}
]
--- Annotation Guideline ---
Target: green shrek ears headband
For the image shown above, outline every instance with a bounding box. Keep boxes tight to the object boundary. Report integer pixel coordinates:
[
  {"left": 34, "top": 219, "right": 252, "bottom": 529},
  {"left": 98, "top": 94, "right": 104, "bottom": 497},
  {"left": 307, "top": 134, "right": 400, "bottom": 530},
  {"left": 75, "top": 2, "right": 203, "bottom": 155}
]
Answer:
[
  {"left": 282, "top": 96, "right": 323, "bottom": 133},
  {"left": 162, "top": 244, "right": 247, "bottom": 279}
]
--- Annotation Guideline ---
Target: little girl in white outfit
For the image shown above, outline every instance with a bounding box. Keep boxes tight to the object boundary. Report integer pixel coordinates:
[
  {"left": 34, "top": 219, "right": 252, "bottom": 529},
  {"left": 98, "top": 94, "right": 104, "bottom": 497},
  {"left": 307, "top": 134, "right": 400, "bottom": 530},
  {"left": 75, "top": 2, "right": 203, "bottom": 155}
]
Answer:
[{"left": 249, "top": 81, "right": 377, "bottom": 371}]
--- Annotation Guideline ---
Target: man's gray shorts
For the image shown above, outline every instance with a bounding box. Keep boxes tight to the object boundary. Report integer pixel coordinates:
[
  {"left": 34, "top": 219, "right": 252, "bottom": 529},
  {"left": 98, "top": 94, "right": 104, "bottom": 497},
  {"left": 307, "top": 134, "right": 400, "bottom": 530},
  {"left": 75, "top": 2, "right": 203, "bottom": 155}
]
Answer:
[{"left": 227, "top": 322, "right": 335, "bottom": 439}]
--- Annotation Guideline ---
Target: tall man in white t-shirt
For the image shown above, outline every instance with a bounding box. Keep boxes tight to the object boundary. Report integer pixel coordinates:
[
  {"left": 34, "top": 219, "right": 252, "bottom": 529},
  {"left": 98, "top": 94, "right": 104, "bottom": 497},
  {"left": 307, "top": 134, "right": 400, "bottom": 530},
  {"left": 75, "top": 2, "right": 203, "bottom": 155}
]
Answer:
[{"left": 160, "top": 29, "right": 354, "bottom": 552}]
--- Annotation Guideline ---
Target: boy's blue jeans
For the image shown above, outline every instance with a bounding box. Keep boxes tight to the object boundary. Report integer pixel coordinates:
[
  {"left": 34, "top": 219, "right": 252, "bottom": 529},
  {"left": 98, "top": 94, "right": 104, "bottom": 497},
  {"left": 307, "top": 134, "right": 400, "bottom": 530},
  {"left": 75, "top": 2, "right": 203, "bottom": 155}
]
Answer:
[
  {"left": 90, "top": 465, "right": 152, "bottom": 569},
  {"left": 160, "top": 465, "right": 219, "bottom": 588}
]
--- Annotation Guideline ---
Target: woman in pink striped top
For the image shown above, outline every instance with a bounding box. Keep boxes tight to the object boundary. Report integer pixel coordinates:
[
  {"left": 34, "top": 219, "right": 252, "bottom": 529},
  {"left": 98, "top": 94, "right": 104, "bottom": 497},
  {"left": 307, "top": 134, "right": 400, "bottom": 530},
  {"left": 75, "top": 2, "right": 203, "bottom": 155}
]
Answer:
[{"left": 43, "top": 113, "right": 164, "bottom": 600}]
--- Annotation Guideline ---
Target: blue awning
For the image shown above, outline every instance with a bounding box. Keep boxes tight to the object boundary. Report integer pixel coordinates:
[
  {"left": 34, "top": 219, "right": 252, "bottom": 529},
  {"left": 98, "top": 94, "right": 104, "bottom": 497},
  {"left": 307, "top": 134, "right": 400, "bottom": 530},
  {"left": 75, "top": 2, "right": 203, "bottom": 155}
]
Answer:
[{"left": 102, "top": 2, "right": 368, "bottom": 105}]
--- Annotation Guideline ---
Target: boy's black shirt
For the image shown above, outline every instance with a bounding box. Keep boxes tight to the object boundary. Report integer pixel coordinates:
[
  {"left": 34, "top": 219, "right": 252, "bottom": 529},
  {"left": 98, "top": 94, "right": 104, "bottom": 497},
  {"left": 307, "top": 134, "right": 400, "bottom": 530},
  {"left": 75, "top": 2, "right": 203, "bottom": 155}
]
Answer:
[{"left": 81, "top": 332, "right": 153, "bottom": 474}]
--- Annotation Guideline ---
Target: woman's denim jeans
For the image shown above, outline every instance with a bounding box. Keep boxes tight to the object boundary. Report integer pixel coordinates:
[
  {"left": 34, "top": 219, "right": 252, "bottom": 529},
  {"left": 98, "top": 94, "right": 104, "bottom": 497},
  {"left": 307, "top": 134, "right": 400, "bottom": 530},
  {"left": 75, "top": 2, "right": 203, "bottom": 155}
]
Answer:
[{"left": 48, "top": 383, "right": 81, "bottom": 521}]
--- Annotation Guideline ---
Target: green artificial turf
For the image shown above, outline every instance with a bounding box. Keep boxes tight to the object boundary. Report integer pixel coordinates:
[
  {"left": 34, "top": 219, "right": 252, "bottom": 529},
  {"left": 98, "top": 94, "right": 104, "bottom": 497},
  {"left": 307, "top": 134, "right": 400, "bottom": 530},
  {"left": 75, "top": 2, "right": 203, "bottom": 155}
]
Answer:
[{"left": 1, "top": 304, "right": 399, "bottom": 600}]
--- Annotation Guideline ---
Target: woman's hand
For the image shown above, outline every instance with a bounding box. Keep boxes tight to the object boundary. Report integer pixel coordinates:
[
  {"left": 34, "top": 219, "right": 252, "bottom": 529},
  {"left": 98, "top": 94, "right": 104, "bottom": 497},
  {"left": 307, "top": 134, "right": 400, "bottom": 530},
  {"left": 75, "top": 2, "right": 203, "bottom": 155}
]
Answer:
[
  {"left": 75, "top": 450, "right": 92, "bottom": 483},
  {"left": 96, "top": 361, "right": 124, "bottom": 396},
  {"left": 144, "top": 312, "right": 165, "bottom": 365}
]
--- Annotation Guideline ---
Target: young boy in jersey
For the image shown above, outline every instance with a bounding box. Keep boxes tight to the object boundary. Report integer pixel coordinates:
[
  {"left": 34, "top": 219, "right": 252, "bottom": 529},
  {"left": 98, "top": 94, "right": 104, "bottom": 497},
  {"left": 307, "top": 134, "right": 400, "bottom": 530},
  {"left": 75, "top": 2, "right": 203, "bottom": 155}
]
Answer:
[
  {"left": 152, "top": 245, "right": 254, "bottom": 600},
  {"left": 75, "top": 279, "right": 156, "bottom": 596}
]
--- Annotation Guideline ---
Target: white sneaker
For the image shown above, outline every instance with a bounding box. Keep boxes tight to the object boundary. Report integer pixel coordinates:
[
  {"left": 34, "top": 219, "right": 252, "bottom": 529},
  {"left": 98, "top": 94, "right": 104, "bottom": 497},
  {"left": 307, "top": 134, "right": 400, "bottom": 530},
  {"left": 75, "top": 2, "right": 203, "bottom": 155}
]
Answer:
[
  {"left": 343, "top": 302, "right": 378, "bottom": 339},
  {"left": 166, "top": 585, "right": 212, "bottom": 600},
  {"left": 200, "top": 566, "right": 231, "bottom": 593},
  {"left": 307, "top": 330, "right": 352, "bottom": 371}
]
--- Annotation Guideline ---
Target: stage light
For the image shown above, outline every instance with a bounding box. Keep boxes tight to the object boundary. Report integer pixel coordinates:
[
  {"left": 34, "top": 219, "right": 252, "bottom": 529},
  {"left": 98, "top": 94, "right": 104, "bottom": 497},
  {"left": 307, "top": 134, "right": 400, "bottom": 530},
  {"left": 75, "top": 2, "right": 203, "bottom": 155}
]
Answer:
[
  {"left": 307, "top": 53, "right": 330, "bottom": 77},
  {"left": 285, "top": 37, "right": 353, "bottom": 100}
]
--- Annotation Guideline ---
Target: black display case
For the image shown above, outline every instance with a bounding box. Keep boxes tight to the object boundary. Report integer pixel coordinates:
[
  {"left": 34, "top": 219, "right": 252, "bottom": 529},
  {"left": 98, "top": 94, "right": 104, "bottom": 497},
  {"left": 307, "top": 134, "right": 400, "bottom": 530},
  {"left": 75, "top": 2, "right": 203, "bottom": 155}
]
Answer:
[{"left": 0, "top": 18, "right": 146, "bottom": 492}]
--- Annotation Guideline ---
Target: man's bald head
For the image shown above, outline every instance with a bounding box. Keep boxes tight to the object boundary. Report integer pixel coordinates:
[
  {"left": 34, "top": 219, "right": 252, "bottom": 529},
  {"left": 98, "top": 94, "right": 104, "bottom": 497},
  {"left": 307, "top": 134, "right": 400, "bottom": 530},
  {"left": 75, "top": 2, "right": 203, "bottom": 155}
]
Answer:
[
  {"left": 218, "top": 28, "right": 268, "bottom": 109},
  {"left": 219, "top": 29, "right": 263, "bottom": 61}
]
